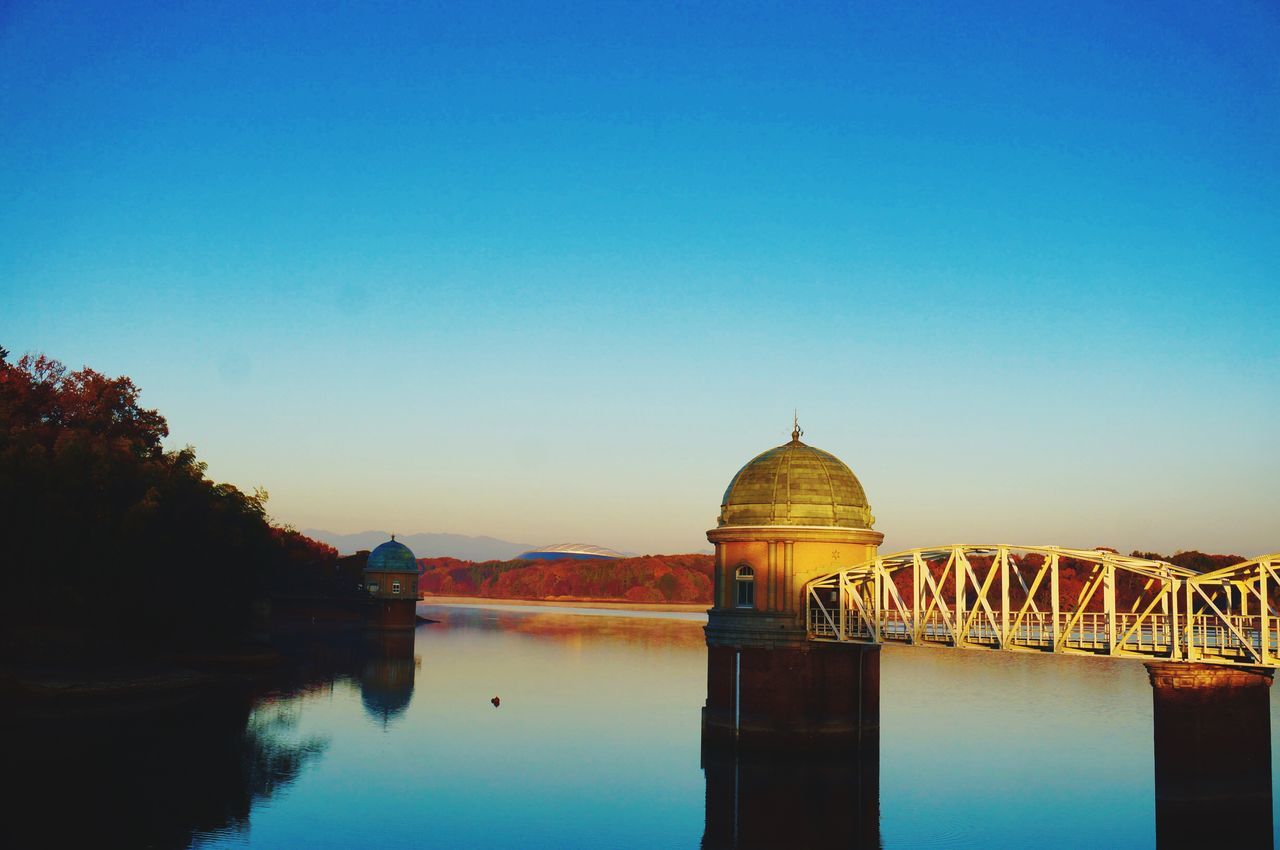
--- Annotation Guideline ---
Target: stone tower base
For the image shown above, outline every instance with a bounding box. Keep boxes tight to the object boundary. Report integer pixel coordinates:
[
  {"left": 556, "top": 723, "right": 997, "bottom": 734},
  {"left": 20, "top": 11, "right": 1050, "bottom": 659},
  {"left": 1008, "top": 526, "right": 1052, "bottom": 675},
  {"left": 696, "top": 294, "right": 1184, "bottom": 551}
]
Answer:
[
  {"left": 366, "top": 598, "right": 418, "bottom": 630},
  {"left": 702, "top": 642, "right": 879, "bottom": 752}
]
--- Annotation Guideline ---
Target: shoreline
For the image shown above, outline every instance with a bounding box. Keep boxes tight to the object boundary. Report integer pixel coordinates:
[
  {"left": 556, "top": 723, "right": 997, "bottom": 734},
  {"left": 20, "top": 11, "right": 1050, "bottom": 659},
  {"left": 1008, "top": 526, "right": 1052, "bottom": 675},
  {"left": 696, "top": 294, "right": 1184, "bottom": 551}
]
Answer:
[
  {"left": 5, "top": 600, "right": 708, "bottom": 708},
  {"left": 417, "top": 595, "right": 709, "bottom": 614}
]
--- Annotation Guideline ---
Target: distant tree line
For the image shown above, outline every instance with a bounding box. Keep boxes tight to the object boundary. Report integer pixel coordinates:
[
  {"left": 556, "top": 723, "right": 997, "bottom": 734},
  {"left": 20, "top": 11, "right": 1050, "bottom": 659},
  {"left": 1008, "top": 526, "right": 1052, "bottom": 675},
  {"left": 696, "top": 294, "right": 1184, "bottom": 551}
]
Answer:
[
  {"left": 1129, "top": 550, "right": 1244, "bottom": 574},
  {"left": 417, "top": 547, "right": 1248, "bottom": 609},
  {"left": 0, "top": 347, "right": 346, "bottom": 661},
  {"left": 417, "top": 554, "right": 715, "bottom": 604}
]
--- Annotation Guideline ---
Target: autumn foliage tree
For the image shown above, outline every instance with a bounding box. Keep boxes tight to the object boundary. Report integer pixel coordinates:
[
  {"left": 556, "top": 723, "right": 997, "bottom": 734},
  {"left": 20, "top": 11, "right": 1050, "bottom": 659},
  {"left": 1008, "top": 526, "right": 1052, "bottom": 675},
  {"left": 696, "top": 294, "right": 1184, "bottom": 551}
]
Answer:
[
  {"left": 0, "top": 347, "right": 339, "bottom": 660},
  {"left": 416, "top": 553, "right": 714, "bottom": 603}
]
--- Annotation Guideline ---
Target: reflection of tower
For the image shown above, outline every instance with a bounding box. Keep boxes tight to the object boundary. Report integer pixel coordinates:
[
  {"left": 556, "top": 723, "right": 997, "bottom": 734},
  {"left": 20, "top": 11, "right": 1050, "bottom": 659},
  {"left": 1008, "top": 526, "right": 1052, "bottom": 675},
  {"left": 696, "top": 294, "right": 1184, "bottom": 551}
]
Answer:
[
  {"left": 360, "top": 630, "right": 419, "bottom": 727},
  {"left": 704, "top": 424, "right": 883, "bottom": 750},
  {"left": 701, "top": 747, "right": 879, "bottom": 849},
  {"left": 363, "top": 536, "right": 420, "bottom": 630},
  {"left": 1145, "top": 662, "right": 1273, "bottom": 848}
]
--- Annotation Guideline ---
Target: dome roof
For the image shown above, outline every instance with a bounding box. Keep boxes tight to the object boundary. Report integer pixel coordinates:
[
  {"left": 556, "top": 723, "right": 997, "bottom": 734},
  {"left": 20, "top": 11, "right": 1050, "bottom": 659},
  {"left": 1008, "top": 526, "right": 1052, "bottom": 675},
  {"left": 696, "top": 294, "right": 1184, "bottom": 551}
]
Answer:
[
  {"left": 718, "top": 428, "right": 874, "bottom": 529},
  {"left": 365, "top": 537, "right": 418, "bottom": 572}
]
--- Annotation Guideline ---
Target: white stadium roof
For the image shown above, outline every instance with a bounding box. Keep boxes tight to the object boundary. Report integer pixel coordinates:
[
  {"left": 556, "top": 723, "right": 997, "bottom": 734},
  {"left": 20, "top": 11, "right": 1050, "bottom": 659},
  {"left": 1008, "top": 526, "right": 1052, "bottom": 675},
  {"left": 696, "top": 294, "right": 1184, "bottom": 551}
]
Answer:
[{"left": 518, "top": 543, "right": 625, "bottom": 559}]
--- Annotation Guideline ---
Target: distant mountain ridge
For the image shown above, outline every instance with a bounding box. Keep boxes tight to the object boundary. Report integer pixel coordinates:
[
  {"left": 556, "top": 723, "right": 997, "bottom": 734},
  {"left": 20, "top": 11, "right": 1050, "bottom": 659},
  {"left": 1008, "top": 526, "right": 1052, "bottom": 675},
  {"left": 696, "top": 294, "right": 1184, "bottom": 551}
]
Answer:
[{"left": 302, "top": 529, "right": 537, "bottom": 561}]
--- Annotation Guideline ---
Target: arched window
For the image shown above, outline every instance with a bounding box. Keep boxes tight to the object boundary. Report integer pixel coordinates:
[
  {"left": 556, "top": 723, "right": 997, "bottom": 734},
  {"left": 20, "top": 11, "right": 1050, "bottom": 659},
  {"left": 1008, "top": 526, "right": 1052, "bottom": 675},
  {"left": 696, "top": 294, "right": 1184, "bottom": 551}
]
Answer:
[{"left": 735, "top": 565, "right": 755, "bottom": 608}]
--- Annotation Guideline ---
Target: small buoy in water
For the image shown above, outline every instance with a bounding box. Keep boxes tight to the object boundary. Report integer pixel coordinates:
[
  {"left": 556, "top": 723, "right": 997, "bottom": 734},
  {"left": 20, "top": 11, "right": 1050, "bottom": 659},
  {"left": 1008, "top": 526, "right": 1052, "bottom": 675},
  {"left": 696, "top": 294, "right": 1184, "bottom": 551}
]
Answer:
[{"left": 491, "top": 696, "right": 500, "bottom": 707}]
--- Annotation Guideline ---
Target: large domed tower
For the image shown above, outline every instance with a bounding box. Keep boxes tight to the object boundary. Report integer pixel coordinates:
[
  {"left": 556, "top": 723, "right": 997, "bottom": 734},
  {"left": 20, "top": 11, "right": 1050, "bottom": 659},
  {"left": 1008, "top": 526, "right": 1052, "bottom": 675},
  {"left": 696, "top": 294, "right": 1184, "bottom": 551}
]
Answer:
[{"left": 703, "top": 422, "right": 883, "bottom": 751}]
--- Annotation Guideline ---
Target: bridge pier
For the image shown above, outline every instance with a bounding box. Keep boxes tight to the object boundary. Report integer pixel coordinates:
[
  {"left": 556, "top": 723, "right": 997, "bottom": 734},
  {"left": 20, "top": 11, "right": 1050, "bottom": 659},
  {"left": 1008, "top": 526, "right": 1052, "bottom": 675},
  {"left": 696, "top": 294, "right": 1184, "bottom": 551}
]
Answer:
[{"left": 1145, "top": 662, "right": 1273, "bottom": 848}]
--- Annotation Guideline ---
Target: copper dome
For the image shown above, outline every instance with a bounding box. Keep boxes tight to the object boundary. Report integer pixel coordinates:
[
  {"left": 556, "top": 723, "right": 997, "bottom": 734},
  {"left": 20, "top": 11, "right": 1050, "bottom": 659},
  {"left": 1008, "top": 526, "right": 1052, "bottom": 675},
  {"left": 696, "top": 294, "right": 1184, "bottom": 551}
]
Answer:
[{"left": 718, "top": 432, "right": 874, "bottom": 529}]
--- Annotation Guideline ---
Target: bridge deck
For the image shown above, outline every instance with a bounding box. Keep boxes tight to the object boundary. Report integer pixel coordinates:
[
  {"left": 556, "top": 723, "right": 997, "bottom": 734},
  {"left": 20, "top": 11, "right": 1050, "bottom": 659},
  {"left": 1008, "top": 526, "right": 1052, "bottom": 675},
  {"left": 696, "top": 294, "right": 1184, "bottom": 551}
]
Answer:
[{"left": 805, "top": 546, "right": 1280, "bottom": 667}]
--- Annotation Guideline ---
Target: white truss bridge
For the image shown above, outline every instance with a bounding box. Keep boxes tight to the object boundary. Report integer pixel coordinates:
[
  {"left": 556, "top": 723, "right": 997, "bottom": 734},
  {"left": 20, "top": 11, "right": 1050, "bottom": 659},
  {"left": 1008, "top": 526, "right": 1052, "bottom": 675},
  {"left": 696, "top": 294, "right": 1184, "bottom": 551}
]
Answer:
[{"left": 806, "top": 545, "right": 1280, "bottom": 668}]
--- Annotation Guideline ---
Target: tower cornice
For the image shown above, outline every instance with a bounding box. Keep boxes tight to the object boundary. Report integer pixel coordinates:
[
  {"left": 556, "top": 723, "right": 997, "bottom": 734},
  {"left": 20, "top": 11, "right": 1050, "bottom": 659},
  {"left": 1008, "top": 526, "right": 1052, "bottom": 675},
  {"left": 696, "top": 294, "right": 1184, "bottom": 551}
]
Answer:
[{"left": 707, "top": 525, "right": 884, "bottom": 546}]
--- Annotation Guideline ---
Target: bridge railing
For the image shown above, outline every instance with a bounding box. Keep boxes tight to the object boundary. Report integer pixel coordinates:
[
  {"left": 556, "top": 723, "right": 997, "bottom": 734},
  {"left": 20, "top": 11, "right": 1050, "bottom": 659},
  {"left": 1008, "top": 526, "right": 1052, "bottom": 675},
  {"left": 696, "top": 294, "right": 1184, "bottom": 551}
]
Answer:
[{"left": 806, "top": 546, "right": 1280, "bottom": 668}]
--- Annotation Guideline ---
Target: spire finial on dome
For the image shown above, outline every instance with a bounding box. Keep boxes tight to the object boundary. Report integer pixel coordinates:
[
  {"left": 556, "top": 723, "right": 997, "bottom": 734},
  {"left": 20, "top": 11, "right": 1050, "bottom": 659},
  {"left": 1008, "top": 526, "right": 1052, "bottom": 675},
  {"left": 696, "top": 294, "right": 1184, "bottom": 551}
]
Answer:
[
  {"left": 391, "top": 533, "right": 396, "bottom": 542},
  {"left": 791, "top": 411, "right": 803, "bottom": 444}
]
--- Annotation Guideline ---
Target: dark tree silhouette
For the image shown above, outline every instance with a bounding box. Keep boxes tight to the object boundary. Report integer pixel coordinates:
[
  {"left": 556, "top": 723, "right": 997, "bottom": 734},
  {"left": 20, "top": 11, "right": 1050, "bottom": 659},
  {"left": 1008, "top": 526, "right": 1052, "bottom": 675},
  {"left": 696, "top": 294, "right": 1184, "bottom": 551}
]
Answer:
[{"left": 0, "top": 349, "right": 343, "bottom": 661}]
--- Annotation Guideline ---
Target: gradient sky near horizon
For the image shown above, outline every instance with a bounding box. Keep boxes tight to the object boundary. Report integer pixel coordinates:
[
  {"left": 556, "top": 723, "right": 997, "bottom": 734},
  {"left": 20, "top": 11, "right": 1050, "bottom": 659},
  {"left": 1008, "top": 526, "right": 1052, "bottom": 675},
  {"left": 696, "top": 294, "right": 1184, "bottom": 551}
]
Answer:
[{"left": 2, "top": 1, "right": 1277, "bottom": 556}]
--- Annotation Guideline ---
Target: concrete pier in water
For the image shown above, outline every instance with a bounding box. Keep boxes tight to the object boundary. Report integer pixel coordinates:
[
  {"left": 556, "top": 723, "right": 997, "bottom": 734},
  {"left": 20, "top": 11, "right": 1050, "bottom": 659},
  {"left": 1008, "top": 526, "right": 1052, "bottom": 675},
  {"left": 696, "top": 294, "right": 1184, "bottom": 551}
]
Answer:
[{"left": 1146, "top": 661, "right": 1273, "bottom": 848}]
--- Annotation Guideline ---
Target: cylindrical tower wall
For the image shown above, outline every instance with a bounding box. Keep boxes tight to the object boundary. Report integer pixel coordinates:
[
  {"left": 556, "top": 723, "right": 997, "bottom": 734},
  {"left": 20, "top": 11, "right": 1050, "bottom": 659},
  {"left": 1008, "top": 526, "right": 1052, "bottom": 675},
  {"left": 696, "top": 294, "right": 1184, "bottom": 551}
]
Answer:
[{"left": 702, "top": 641, "right": 879, "bottom": 752}]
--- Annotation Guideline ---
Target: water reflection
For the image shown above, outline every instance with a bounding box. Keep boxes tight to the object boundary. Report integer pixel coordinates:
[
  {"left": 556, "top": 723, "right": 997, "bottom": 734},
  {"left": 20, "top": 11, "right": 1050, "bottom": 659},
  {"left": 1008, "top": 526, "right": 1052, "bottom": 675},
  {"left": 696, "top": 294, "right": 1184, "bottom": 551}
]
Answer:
[
  {"left": 359, "top": 631, "right": 419, "bottom": 727},
  {"left": 702, "top": 747, "right": 879, "bottom": 849},
  {"left": 4, "top": 609, "right": 1278, "bottom": 849},
  {"left": 423, "top": 604, "right": 708, "bottom": 649},
  {"left": 2, "top": 690, "right": 326, "bottom": 850},
  {"left": 0, "top": 629, "right": 423, "bottom": 849}
]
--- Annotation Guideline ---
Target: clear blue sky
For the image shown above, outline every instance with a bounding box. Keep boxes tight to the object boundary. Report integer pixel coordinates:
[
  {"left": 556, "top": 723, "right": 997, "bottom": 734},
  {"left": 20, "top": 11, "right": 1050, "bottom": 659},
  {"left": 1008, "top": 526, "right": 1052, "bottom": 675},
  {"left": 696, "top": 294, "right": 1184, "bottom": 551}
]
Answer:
[{"left": 2, "top": 1, "right": 1277, "bottom": 555}]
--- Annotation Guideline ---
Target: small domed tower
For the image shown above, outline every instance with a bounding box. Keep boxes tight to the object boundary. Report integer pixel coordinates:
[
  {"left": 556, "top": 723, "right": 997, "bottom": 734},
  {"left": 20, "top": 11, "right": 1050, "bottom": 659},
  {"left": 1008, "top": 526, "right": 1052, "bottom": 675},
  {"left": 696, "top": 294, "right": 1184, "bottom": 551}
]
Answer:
[
  {"left": 363, "top": 536, "right": 419, "bottom": 630},
  {"left": 703, "top": 422, "right": 883, "bottom": 751}
]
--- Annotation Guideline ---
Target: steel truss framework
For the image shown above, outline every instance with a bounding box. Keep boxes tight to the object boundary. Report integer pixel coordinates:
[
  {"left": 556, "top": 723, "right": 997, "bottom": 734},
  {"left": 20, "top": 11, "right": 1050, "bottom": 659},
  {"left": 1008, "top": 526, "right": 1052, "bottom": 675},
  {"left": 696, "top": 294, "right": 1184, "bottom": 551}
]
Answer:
[{"left": 806, "top": 545, "right": 1280, "bottom": 668}]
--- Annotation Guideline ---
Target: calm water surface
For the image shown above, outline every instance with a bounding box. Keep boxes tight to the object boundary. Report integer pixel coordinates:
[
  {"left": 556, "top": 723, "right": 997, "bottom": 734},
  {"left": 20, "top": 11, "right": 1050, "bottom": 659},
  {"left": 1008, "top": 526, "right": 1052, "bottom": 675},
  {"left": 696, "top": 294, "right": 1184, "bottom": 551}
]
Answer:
[{"left": 11, "top": 603, "right": 1279, "bottom": 848}]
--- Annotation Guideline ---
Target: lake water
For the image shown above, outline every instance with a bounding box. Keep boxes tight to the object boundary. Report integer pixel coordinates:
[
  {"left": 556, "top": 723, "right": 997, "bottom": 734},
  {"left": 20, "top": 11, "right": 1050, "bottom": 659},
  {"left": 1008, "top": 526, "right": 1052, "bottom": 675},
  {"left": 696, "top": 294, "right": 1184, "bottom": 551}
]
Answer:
[{"left": 8, "top": 602, "right": 1278, "bottom": 849}]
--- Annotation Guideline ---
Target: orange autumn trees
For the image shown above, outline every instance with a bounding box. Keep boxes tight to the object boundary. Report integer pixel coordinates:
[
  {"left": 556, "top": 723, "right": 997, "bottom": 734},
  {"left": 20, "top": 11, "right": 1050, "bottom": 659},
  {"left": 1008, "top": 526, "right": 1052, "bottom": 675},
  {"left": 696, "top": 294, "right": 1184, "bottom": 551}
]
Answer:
[
  {"left": 418, "top": 548, "right": 1247, "bottom": 609},
  {"left": 417, "top": 553, "right": 715, "bottom": 604},
  {"left": 0, "top": 347, "right": 344, "bottom": 659}
]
